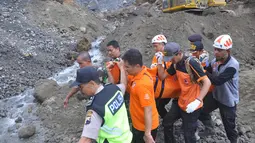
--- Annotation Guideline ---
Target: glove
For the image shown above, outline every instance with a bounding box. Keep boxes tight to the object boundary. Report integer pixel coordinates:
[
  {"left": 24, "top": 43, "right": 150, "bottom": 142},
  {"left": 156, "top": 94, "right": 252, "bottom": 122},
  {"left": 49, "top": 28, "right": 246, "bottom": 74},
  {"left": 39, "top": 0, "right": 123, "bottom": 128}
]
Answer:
[
  {"left": 186, "top": 99, "right": 201, "bottom": 113},
  {"left": 150, "top": 63, "right": 157, "bottom": 69},
  {"left": 155, "top": 52, "right": 164, "bottom": 65}
]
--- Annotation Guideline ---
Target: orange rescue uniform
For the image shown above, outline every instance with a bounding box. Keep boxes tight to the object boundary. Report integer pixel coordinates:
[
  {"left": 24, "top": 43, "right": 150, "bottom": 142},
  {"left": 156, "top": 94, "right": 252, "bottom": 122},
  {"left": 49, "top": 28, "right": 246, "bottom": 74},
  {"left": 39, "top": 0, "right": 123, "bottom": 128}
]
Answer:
[
  {"left": 147, "top": 56, "right": 181, "bottom": 99},
  {"left": 128, "top": 66, "right": 159, "bottom": 131}
]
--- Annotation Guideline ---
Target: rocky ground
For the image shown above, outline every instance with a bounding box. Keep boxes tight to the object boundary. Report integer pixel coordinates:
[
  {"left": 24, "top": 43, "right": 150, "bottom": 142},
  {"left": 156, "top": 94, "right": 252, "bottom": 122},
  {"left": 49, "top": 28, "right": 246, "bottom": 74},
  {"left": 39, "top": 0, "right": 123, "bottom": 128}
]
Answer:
[{"left": 0, "top": 0, "right": 255, "bottom": 142}]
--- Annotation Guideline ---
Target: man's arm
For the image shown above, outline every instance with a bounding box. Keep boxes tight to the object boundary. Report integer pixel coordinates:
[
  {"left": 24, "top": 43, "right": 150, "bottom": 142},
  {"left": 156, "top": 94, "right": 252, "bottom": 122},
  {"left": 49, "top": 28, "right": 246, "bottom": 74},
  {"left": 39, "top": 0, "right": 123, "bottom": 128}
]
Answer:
[
  {"left": 157, "top": 64, "right": 169, "bottom": 80},
  {"left": 79, "top": 110, "right": 102, "bottom": 142},
  {"left": 105, "top": 62, "right": 115, "bottom": 84},
  {"left": 206, "top": 67, "right": 236, "bottom": 86},
  {"left": 79, "top": 137, "right": 92, "bottom": 143},
  {"left": 137, "top": 83, "right": 156, "bottom": 142},
  {"left": 144, "top": 106, "right": 152, "bottom": 135},
  {"left": 115, "top": 59, "right": 127, "bottom": 94},
  {"left": 64, "top": 87, "right": 79, "bottom": 108},
  {"left": 197, "top": 77, "right": 211, "bottom": 101},
  {"left": 189, "top": 58, "right": 211, "bottom": 99}
]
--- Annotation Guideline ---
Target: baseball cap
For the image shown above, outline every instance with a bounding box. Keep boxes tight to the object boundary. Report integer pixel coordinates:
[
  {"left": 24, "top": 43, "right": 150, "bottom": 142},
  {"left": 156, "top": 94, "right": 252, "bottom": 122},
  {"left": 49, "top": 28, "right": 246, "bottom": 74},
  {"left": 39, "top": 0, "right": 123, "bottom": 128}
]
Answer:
[
  {"left": 71, "top": 66, "right": 99, "bottom": 87},
  {"left": 163, "top": 42, "right": 181, "bottom": 62},
  {"left": 190, "top": 41, "right": 204, "bottom": 51},
  {"left": 188, "top": 34, "right": 202, "bottom": 42}
]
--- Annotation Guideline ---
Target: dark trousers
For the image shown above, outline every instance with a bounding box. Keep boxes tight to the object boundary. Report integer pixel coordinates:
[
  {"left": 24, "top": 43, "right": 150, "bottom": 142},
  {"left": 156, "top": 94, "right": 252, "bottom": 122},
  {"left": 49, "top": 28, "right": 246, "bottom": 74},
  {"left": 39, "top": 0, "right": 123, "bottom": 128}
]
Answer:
[
  {"left": 156, "top": 98, "right": 171, "bottom": 118},
  {"left": 199, "top": 93, "right": 238, "bottom": 143},
  {"left": 132, "top": 127, "right": 158, "bottom": 143},
  {"left": 124, "top": 93, "right": 132, "bottom": 125},
  {"left": 163, "top": 99, "right": 201, "bottom": 143}
]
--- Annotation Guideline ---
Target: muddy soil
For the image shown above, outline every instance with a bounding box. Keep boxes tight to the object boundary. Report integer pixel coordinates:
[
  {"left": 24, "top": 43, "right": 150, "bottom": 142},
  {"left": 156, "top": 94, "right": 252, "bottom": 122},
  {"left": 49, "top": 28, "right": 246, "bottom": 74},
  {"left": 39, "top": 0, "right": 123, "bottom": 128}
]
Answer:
[{"left": 0, "top": 0, "right": 111, "bottom": 99}]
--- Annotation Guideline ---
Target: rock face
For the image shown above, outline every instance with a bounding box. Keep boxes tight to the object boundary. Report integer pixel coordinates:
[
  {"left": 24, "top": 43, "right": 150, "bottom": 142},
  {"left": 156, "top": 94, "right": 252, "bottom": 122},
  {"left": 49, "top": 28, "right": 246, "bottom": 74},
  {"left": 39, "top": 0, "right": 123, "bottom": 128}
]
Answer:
[
  {"left": 18, "top": 125, "right": 36, "bottom": 139},
  {"left": 34, "top": 79, "right": 59, "bottom": 103}
]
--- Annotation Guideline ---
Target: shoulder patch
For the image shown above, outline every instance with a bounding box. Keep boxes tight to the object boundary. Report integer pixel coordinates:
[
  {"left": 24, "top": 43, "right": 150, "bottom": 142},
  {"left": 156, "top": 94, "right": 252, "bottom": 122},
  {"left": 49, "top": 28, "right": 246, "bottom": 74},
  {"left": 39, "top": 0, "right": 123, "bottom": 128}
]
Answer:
[{"left": 84, "top": 110, "right": 93, "bottom": 125}]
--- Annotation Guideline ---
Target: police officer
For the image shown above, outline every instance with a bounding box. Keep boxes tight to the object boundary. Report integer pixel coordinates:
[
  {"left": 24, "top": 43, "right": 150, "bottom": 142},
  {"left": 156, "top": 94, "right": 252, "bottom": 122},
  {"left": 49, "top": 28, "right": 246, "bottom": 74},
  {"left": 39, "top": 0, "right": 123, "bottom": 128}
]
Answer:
[{"left": 71, "top": 63, "right": 132, "bottom": 143}]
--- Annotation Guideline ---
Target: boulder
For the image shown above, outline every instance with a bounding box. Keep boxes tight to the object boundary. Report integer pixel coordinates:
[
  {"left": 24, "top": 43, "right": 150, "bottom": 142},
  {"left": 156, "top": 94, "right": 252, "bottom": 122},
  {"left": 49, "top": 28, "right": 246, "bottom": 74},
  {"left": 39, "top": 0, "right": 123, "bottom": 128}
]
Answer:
[
  {"left": 34, "top": 79, "right": 59, "bottom": 103},
  {"left": 76, "top": 37, "right": 91, "bottom": 52},
  {"left": 18, "top": 125, "right": 36, "bottom": 139},
  {"left": 15, "top": 117, "right": 23, "bottom": 123}
]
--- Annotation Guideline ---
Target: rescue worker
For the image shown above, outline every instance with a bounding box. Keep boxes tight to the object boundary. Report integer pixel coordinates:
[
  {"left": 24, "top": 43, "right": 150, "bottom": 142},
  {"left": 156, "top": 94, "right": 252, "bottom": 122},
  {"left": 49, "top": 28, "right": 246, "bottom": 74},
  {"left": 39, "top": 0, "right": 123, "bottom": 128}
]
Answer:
[
  {"left": 188, "top": 35, "right": 213, "bottom": 139},
  {"left": 122, "top": 49, "right": 159, "bottom": 143},
  {"left": 64, "top": 52, "right": 107, "bottom": 108},
  {"left": 105, "top": 40, "right": 132, "bottom": 126},
  {"left": 201, "top": 34, "right": 239, "bottom": 143},
  {"left": 149, "top": 34, "right": 180, "bottom": 118},
  {"left": 72, "top": 65, "right": 132, "bottom": 143},
  {"left": 106, "top": 40, "right": 122, "bottom": 84},
  {"left": 156, "top": 42, "right": 211, "bottom": 143},
  {"left": 188, "top": 34, "right": 209, "bottom": 67}
]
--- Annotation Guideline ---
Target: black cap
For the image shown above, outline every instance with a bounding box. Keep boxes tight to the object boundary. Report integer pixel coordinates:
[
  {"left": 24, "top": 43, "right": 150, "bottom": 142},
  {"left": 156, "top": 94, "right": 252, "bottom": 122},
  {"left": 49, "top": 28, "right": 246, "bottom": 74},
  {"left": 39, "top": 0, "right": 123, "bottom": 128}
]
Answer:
[
  {"left": 188, "top": 34, "right": 202, "bottom": 42},
  {"left": 71, "top": 66, "right": 99, "bottom": 87},
  {"left": 163, "top": 42, "right": 181, "bottom": 62},
  {"left": 190, "top": 41, "right": 204, "bottom": 51}
]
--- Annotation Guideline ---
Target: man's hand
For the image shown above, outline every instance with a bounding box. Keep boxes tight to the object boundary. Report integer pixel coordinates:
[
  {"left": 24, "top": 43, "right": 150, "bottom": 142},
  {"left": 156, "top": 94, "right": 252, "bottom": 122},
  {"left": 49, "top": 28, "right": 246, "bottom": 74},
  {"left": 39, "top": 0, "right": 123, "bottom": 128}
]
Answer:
[
  {"left": 79, "top": 137, "right": 92, "bottom": 143},
  {"left": 116, "top": 58, "right": 124, "bottom": 69},
  {"left": 143, "top": 134, "right": 155, "bottom": 143},
  {"left": 155, "top": 52, "right": 164, "bottom": 65},
  {"left": 63, "top": 97, "right": 69, "bottom": 108},
  {"left": 186, "top": 99, "right": 201, "bottom": 113},
  {"left": 106, "top": 61, "right": 115, "bottom": 72}
]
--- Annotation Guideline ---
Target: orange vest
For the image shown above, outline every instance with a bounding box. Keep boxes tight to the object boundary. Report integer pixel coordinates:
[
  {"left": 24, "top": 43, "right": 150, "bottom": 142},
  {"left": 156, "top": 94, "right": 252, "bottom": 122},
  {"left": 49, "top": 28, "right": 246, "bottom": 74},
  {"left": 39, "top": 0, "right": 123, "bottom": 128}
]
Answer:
[
  {"left": 176, "top": 70, "right": 204, "bottom": 111},
  {"left": 147, "top": 56, "right": 181, "bottom": 99}
]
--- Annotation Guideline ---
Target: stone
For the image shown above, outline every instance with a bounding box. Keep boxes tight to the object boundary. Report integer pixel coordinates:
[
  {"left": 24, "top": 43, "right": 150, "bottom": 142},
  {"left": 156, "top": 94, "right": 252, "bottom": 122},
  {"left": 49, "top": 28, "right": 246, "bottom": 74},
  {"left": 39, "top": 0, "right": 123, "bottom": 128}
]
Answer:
[
  {"left": 34, "top": 79, "right": 59, "bottom": 103},
  {"left": 87, "top": 0, "right": 99, "bottom": 11},
  {"left": 18, "top": 125, "right": 36, "bottom": 138},
  {"left": 2, "top": 12, "right": 11, "bottom": 18},
  {"left": 15, "top": 117, "right": 23, "bottom": 123},
  {"left": 69, "top": 26, "right": 78, "bottom": 31},
  {"left": 238, "top": 125, "right": 252, "bottom": 135},
  {"left": 76, "top": 38, "right": 91, "bottom": 52},
  {"left": 215, "top": 119, "right": 222, "bottom": 126},
  {"left": 65, "top": 51, "right": 79, "bottom": 61},
  {"left": 93, "top": 59, "right": 98, "bottom": 63},
  {"left": 80, "top": 27, "right": 87, "bottom": 34},
  {"left": 0, "top": 110, "right": 7, "bottom": 118},
  {"left": 16, "top": 104, "right": 24, "bottom": 108}
]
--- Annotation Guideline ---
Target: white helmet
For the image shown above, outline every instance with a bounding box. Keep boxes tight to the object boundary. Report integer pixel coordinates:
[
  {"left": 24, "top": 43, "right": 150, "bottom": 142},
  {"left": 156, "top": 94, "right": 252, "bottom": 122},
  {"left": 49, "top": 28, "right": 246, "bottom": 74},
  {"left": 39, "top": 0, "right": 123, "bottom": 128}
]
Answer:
[
  {"left": 213, "top": 34, "right": 233, "bottom": 50},
  {"left": 151, "top": 35, "right": 167, "bottom": 44}
]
